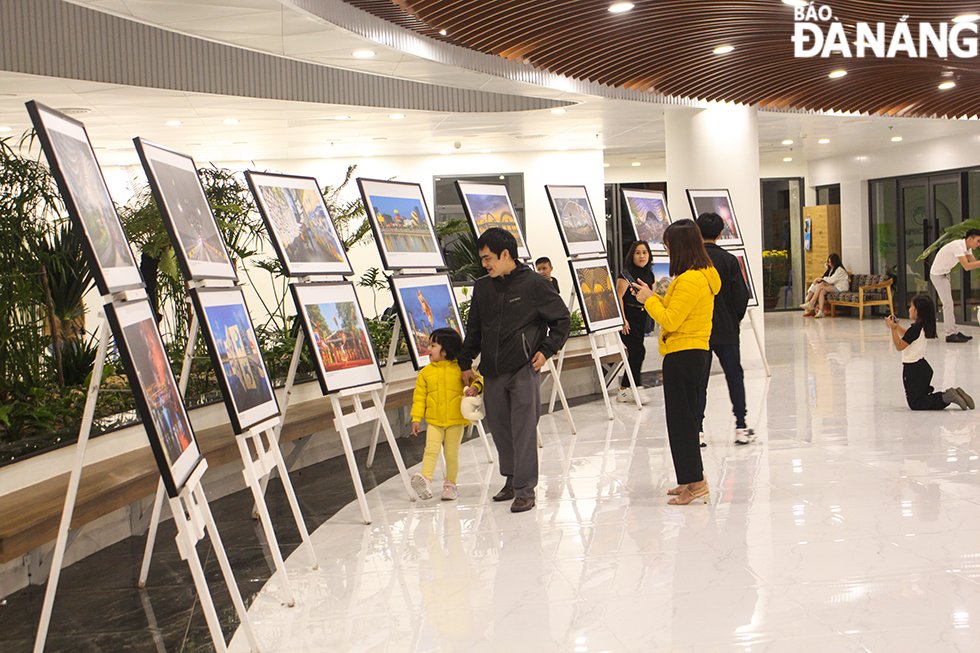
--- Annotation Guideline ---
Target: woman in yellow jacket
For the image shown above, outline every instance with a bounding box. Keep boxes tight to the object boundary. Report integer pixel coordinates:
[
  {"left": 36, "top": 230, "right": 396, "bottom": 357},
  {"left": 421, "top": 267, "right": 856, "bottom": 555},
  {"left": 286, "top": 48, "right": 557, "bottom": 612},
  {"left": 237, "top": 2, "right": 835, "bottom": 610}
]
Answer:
[
  {"left": 410, "top": 328, "right": 483, "bottom": 501},
  {"left": 633, "top": 220, "right": 721, "bottom": 505}
]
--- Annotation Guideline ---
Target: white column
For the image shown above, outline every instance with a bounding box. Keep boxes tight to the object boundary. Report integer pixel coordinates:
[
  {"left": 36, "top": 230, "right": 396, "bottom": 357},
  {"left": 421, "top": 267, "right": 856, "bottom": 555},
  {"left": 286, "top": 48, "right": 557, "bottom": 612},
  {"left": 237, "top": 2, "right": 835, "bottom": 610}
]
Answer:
[{"left": 664, "top": 103, "right": 765, "bottom": 365}]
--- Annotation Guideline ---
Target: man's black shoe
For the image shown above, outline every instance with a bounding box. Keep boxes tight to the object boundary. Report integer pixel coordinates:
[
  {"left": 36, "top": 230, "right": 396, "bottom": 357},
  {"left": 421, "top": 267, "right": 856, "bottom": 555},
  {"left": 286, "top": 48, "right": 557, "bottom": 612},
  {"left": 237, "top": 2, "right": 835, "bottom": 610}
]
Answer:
[
  {"left": 510, "top": 497, "right": 535, "bottom": 513},
  {"left": 492, "top": 486, "right": 515, "bottom": 502},
  {"left": 946, "top": 333, "right": 971, "bottom": 343}
]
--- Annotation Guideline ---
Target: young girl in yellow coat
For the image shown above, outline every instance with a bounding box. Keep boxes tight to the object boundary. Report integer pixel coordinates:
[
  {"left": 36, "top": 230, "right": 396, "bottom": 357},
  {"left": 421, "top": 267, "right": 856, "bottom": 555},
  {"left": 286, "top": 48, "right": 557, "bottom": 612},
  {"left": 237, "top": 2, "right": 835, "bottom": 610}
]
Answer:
[{"left": 410, "top": 328, "right": 483, "bottom": 501}]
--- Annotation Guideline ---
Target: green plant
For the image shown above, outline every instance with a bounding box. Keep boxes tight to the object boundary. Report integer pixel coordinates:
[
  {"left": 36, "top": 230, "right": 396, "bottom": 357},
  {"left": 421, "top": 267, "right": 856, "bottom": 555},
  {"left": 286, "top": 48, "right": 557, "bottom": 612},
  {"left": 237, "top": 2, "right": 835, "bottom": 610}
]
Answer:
[
  {"left": 918, "top": 218, "right": 980, "bottom": 261},
  {"left": 322, "top": 165, "right": 372, "bottom": 250},
  {"left": 436, "top": 217, "right": 482, "bottom": 282},
  {"left": 761, "top": 249, "right": 790, "bottom": 297}
]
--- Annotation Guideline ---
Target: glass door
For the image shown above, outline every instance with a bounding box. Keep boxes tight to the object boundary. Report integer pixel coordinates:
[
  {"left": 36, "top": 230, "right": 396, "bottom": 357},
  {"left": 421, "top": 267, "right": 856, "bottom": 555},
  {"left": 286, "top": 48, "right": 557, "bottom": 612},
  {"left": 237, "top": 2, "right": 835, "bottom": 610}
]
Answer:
[
  {"left": 930, "top": 175, "right": 963, "bottom": 322},
  {"left": 898, "top": 180, "right": 928, "bottom": 313}
]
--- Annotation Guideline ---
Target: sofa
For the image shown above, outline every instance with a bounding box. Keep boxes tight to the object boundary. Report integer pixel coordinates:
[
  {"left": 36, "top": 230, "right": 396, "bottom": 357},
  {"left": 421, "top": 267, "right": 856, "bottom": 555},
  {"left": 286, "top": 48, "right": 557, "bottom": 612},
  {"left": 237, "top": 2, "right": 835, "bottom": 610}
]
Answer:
[{"left": 827, "top": 274, "right": 895, "bottom": 319}]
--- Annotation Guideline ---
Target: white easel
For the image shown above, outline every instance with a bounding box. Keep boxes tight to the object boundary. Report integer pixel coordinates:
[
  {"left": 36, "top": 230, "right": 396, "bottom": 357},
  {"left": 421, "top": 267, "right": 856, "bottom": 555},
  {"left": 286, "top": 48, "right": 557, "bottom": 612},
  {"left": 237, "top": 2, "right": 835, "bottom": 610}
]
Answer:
[
  {"left": 34, "top": 291, "right": 259, "bottom": 653},
  {"left": 271, "top": 276, "right": 415, "bottom": 525},
  {"left": 551, "top": 291, "right": 642, "bottom": 419},
  {"left": 365, "top": 312, "right": 496, "bottom": 468},
  {"left": 138, "top": 281, "right": 318, "bottom": 608},
  {"left": 745, "top": 307, "right": 772, "bottom": 377}
]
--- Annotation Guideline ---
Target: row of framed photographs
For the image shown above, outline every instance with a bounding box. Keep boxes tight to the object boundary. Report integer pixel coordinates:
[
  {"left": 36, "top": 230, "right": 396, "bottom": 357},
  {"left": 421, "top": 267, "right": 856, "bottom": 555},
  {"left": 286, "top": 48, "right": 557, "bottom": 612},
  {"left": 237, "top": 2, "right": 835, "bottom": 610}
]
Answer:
[
  {"left": 646, "top": 249, "right": 759, "bottom": 308},
  {"left": 622, "top": 188, "right": 745, "bottom": 250}
]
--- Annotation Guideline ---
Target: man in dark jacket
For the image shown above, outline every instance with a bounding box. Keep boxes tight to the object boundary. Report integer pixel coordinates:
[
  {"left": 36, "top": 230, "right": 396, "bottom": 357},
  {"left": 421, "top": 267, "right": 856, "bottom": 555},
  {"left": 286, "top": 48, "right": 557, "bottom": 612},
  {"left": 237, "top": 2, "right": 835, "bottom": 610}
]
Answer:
[
  {"left": 459, "top": 228, "right": 570, "bottom": 512},
  {"left": 695, "top": 213, "right": 755, "bottom": 446}
]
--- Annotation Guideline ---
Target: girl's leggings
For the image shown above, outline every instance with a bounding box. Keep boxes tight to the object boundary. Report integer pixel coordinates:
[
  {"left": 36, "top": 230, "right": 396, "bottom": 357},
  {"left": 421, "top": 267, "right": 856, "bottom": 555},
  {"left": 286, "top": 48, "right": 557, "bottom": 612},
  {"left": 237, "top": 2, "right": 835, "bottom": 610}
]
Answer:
[
  {"left": 421, "top": 424, "right": 465, "bottom": 483},
  {"left": 903, "top": 359, "right": 949, "bottom": 410}
]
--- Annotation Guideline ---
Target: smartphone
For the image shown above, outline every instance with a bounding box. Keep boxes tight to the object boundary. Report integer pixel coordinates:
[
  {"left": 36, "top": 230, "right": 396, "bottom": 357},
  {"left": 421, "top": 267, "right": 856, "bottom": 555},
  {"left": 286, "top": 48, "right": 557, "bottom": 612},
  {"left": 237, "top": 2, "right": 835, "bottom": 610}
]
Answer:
[{"left": 621, "top": 269, "right": 638, "bottom": 293}]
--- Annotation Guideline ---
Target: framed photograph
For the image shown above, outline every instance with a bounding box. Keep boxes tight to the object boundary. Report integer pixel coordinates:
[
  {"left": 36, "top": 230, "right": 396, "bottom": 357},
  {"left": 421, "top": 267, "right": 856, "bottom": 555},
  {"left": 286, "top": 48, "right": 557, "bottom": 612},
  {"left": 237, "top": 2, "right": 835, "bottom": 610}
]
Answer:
[
  {"left": 105, "top": 298, "right": 202, "bottom": 498},
  {"left": 569, "top": 258, "right": 623, "bottom": 333},
  {"left": 730, "top": 249, "right": 759, "bottom": 308},
  {"left": 544, "top": 185, "right": 605, "bottom": 256},
  {"left": 455, "top": 181, "right": 531, "bottom": 261},
  {"left": 190, "top": 287, "right": 280, "bottom": 433},
  {"left": 357, "top": 178, "right": 445, "bottom": 270},
  {"left": 290, "top": 282, "right": 383, "bottom": 394},
  {"left": 685, "top": 189, "right": 743, "bottom": 247},
  {"left": 389, "top": 273, "right": 464, "bottom": 370},
  {"left": 134, "top": 138, "right": 236, "bottom": 281},
  {"left": 651, "top": 255, "right": 671, "bottom": 282},
  {"left": 246, "top": 171, "right": 352, "bottom": 276},
  {"left": 26, "top": 102, "right": 142, "bottom": 295},
  {"left": 622, "top": 189, "right": 672, "bottom": 251}
]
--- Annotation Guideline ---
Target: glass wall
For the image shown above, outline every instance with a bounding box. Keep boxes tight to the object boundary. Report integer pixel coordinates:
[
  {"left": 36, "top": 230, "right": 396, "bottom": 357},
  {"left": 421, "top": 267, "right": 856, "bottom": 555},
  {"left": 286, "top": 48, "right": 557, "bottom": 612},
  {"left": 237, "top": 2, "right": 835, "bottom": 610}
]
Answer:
[{"left": 761, "top": 178, "right": 804, "bottom": 310}]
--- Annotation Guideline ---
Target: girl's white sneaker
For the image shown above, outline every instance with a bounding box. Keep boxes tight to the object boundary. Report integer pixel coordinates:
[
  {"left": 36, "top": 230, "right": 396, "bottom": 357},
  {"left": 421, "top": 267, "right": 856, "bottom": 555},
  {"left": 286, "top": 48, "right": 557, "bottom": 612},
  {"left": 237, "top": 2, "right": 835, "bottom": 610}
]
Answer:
[
  {"left": 411, "top": 473, "right": 432, "bottom": 500},
  {"left": 441, "top": 481, "right": 458, "bottom": 501}
]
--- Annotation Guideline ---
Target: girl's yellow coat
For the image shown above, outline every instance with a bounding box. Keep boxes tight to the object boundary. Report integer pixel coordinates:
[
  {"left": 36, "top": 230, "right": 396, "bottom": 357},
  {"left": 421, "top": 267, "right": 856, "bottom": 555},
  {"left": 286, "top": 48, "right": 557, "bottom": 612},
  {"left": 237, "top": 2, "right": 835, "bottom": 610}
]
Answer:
[
  {"left": 411, "top": 360, "right": 483, "bottom": 427},
  {"left": 644, "top": 267, "right": 722, "bottom": 355}
]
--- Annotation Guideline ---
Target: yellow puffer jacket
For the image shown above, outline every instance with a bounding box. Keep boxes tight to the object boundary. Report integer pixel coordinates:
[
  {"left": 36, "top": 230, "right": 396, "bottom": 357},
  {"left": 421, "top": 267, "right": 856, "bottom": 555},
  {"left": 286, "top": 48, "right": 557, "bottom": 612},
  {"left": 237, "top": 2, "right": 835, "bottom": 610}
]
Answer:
[
  {"left": 644, "top": 266, "right": 721, "bottom": 356},
  {"left": 411, "top": 360, "right": 484, "bottom": 427}
]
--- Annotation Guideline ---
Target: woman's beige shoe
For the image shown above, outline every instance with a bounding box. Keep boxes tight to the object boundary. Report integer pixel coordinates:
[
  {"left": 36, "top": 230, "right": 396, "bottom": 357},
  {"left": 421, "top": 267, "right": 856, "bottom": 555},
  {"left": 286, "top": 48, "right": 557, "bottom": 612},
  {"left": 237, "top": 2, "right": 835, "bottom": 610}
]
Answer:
[{"left": 668, "top": 481, "right": 709, "bottom": 505}]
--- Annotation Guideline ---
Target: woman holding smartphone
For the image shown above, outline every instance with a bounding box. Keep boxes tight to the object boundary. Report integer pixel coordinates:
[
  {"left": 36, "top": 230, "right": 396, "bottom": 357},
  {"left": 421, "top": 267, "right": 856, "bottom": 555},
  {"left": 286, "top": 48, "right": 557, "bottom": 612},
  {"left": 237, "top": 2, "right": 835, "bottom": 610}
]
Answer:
[
  {"left": 633, "top": 221, "right": 720, "bottom": 505},
  {"left": 616, "top": 240, "right": 656, "bottom": 402}
]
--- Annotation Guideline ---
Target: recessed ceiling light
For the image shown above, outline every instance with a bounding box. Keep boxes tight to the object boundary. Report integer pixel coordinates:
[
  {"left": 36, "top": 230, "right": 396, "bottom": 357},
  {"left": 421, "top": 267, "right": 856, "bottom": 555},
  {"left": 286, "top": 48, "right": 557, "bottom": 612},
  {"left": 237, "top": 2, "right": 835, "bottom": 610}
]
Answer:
[
  {"left": 223, "top": 118, "right": 239, "bottom": 126},
  {"left": 781, "top": 139, "right": 794, "bottom": 145},
  {"left": 551, "top": 108, "right": 567, "bottom": 115},
  {"left": 498, "top": 175, "right": 505, "bottom": 180},
  {"left": 480, "top": 149, "right": 492, "bottom": 154},
  {"left": 631, "top": 161, "right": 641, "bottom": 167},
  {"left": 939, "top": 81, "right": 957, "bottom": 90},
  {"left": 0, "top": 126, "right": 11, "bottom": 133},
  {"left": 953, "top": 13, "right": 980, "bottom": 23},
  {"left": 891, "top": 136, "right": 904, "bottom": 142},
  {"left": 713, "top": 45, "right": 735, "bottom": 55},
  {"left": 352, "top": 49, "right": 375, "bottom": 59},
  {"left": 608, "top": 2, "right": 635, "bottom": 14},
  {"left": 818, "top": 138, "right": 831, "bottom": 144},
  {"left": 166, "top": 120, "right": 182, "bottom": 127},
  {"left": 782, "top": 0, "right": 808, "bottom": 7},
  {"left": 333, "top": 115, "right": 351, "bottom": 121},
  {"left": 439, "top": 29, "right": 448, "bottom": 36},
  {"left": 828, "top": 69, "right": 848, "bottom": 79},
  {"left": 783, "top": 157, "right": 794, "bottom": 162},
  {"left": 388, "top": 113, "right": 405, "bottom": 120},
  {"left": 603, "top": 163, "right": 611, "bottom": 168}
]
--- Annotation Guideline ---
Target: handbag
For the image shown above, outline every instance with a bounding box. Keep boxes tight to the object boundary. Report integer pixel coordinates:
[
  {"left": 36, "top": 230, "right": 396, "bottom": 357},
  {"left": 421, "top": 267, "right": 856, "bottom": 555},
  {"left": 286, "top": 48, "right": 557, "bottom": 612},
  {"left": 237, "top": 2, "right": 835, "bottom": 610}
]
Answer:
[{"left": 460, "top": 395, "right": 485, "bottom": 421}]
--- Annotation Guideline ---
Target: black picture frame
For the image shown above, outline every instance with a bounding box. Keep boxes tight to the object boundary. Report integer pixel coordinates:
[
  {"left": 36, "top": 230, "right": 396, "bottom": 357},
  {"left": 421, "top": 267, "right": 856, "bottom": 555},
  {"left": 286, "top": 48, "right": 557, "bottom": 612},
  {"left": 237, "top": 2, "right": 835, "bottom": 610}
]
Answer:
[
  {"left": 357, "top": 177, "right": 446, "bottom": 271},
  {"left": 25, "top": 101, "right": 143, "bottom": 295},
  {"left": 245, "top": 170, "right": 353, "bottom": 277},
  {"left": 189, "top": 287, "right": 281, "bottom": 433},
  {"left": 455, "top": 180, "right": 531, "bottom": 261},
  {"left": 134, "top": 138, "right": 237, "bottom": 282},
  {"left": 569, "top": 257, "right": 624, "bottom": 333},
  {"left": 388, "top": 273, "right": 464, "bottom": 370},
  {"left": 290, "top": 281, "right": 384, "bottom": 394},
  {"left": 729, "top": 248, "right": 760, "bottom": 308},
  {"left": 685, "top": 188, "right": 744, "bottom": 247},
  {"left": 104, "top": 298, "right": 203, "bottom": 498},
  {"left": 544, "top": 184, "right": 605, "bottom": 257},
  {"left": 622, "top": 188, "right": 672, "bottom": 252}
]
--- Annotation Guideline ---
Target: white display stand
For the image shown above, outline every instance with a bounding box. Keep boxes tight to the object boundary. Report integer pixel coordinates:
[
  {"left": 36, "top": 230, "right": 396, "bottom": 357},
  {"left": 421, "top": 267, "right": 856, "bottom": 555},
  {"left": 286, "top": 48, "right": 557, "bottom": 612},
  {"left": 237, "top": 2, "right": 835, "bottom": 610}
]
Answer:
[
  {"left": 745, "top": 307, "right": 772, "bottom": 377},
  {"left": 365, "top": 317, "right": 495, "bottom": 467},
  {"left": 33, "top": 291, "right": 258, "bottom": 653},
  {"left": 540, "top": 355, "right": 577, "bottom": 434},
  {"left": 555, "top": 292, "right": 642, "bottom": 419},
  {"left": 138, "top": 283, "right": 319, "bottom": 609}
]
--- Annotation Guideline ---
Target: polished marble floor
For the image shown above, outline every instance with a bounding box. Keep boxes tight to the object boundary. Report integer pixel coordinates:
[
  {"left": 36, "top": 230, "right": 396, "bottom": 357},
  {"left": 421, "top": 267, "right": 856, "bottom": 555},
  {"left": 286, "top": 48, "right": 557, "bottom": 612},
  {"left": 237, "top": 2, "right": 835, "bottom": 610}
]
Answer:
[{"left": 228, "top": 312, "right": 980, "bottom": 653}]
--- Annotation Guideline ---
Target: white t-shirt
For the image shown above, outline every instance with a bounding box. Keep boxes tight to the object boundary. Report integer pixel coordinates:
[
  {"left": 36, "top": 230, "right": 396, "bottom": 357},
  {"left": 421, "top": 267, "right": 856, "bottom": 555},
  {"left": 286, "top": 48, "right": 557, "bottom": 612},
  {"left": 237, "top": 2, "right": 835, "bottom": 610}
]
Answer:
[
  {"left": 823, "top": 267, "right": 849, "bottom": 292},
  {"left": 930, "top": 239, "right": 968, "bottom": 276},
  {"left": 901, "top": 323, "right": 928, "bottom": 363}
]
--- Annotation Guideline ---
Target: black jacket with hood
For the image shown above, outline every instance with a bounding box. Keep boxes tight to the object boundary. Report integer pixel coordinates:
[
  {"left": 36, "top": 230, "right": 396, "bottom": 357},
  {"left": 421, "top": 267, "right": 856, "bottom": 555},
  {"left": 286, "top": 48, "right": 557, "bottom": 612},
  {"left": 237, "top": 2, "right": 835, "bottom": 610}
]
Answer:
[
  {"left": 704, "top": 243, "right": 750, "bottom": 345},
  {"left": 458, "top": 263, "right": 571, "bottom": 378}
]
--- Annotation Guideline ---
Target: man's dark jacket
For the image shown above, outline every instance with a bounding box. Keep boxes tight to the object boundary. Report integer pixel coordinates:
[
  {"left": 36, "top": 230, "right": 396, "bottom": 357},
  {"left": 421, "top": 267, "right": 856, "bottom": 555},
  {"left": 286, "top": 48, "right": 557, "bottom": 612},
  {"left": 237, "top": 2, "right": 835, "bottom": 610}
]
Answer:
[
  {"left": 458, "top": 263, "right": 570, "bottom": 377},
  {"left": 705, "top": 243, "right": 750, "bottom": 345}
]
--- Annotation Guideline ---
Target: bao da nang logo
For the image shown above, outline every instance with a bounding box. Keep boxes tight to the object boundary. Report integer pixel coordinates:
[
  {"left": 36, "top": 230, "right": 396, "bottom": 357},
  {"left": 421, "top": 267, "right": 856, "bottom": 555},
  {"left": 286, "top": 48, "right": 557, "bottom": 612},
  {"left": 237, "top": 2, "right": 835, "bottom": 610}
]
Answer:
[{"left": 793, "top": 3, "right": 979, "bottom": 58}]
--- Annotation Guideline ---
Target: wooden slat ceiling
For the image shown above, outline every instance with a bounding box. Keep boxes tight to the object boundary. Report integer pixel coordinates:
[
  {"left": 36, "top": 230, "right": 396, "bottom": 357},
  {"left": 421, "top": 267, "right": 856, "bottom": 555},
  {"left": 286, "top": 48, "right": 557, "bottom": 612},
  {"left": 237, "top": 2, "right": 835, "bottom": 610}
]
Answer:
[{"left": 346, "top": 0, "right": 980, "bottom": 119}]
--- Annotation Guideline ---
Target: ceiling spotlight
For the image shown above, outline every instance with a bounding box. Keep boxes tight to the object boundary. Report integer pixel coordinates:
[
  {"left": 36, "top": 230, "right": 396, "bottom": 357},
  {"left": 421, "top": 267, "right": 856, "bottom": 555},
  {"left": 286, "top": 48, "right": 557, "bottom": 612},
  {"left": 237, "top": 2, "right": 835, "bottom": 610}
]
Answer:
[
  {"left": 828, "top": 69, "right": 848, "bottom": 79},
  {"left": 0, "top": 126, "right": 12, "bottom": 133},
  {"left": 603, "top": 163, "right": 611, "bottom": 168},
  {"left": 783, "top": 157, "right": 794, "bottom": 162},
  {"left": 891, "top": 136, "right": 904, "bottom": 142},
  {"left": 551, "top": 108, "right": 567, "bottom": 115},
  {"left": 388, "top": 113, "right": 405, "bottom": 120},
  {"left": 939, "top": 81, "right": 957, "bottom": 90},
  {"left": 953, "top": 13, "right": 980, "bottom": 23},
  {"left": 166, "top": 120, "right": 182, "bottom": 127},
  {"left": 781, "top": 139, "right": 795, "bottom": 145},
  {"left": 712, "top": 45, "right": 735, "bottom": 55},
  {"left": 223, "top": 118, "right": 239, "bottom": 126},
  {"left": 818, "top": 138, "right": 831, "bottom": 144},
  {"left": 352, "top": 49, "right": 375, "bottom": 59},
  {"left": 439, "top": 29, "right": 448, "bottom": 36},
  {"left": 608, "top": 2, "right": 635, "bottom": 14},
  {"left": 782, "top": 0, "right": 809, "bottom": 7},
  {"left": 333, "top": 115, "right": 352, "bottom": 121},
  {"left": 631, "top": 161, "right": 641, "bottom": 167}
]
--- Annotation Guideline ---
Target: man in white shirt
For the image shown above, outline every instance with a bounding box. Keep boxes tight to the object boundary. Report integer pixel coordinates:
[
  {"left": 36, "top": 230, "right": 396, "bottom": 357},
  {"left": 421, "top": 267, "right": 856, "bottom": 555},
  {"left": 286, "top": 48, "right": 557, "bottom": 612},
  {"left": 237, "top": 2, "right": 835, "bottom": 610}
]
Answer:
[{"left": 929, "top": 229, "right": 980, "bottom": 343}]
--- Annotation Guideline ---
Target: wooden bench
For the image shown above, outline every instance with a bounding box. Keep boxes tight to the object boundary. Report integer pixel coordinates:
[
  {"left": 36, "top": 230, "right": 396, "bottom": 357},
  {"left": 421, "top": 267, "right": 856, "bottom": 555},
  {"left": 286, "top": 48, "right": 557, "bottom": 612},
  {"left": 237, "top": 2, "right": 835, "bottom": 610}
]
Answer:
[{"left": 828, "top": 274, "right": 895, "bottom": 320}]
